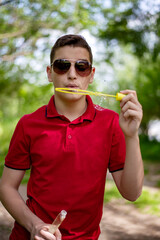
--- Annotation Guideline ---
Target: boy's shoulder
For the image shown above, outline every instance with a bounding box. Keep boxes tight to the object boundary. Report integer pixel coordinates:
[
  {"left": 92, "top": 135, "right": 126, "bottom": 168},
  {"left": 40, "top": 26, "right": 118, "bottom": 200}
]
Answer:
[{"left": 19, "top": 105, "right": 47, "bottom": 123}]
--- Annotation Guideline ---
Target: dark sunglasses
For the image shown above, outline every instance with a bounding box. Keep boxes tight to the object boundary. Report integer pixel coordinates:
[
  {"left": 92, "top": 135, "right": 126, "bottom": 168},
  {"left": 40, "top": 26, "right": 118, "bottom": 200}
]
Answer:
[{"left": 51, "top": 59, "right": 92, "bottom": 77}]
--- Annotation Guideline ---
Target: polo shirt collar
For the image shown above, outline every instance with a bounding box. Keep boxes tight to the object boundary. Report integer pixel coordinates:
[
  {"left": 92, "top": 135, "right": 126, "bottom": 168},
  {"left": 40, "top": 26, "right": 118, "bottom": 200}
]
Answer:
[
  {"left": 46, "top": 95, "right": 96, "bottom": 122},
  {"left": 46, "top": 95, "right": 60, "bottom": 118}
]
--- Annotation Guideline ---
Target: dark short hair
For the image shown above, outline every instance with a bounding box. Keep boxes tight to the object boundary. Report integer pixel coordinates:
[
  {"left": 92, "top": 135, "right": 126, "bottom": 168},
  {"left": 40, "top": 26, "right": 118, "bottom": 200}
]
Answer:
[{"left": 50, "top": 34, "right": 93, "bottom": 64}]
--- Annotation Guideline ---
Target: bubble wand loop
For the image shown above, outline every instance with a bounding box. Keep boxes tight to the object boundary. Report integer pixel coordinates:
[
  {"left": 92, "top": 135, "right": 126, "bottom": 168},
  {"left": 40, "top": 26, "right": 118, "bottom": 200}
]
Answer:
[{"left": 55, "top": 88, "right": 126, "bottom": 101}]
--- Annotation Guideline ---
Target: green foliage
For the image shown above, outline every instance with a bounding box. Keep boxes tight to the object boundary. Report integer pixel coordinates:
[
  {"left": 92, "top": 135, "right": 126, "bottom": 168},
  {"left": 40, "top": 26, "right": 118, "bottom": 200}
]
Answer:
[
  {"left": 96, "top": 0, "right": 160, "bottom": 132},
  {"left": 139, "top": 135, "right": 160, "bottom": 162},
  {"left": 98, "top": 0, "right": 160, "bottom": 60},
  {"left": 0, "top": 0, "right": 100, "bottom": 60},
  {"left": 111, "top": 49, "right": 160, "bottom": 133},
  {"left": 1, "top": 0, "right": 160, "bottom": 135},
  {"left": 136, "top": 58, "right": 160, "bottom": 132},
  {"left": 0, "top": 83, "right": 54, "bottom": 173},
  {"left": 104, "top": 181, "right": 160, "bottom": 217},
  {"left": 156, "top": 181, "right": 160, "bottom": 188},
  {"left": 22, "top": 169, "right": 30, "bottom": 184},
  {"left": 0, "top": 0, "right": 102, "bottom": 136}
]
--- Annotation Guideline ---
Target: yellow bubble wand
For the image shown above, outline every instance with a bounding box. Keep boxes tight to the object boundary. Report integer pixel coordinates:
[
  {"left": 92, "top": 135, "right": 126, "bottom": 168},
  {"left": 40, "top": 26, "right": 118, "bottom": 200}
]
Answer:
[{"left": 55, "top": 88, "right": 126, "bottom": 101}]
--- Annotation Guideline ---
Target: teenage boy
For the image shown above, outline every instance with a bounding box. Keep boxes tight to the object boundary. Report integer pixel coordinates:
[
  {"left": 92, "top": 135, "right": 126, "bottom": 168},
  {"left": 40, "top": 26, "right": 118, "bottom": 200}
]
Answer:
[{"left": 0, "top": 34, "right": 144, "bottom": 240}]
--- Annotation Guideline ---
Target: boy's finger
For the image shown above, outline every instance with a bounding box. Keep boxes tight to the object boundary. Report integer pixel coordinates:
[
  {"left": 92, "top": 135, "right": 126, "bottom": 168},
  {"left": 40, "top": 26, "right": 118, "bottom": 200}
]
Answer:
[
  {"left": 54, "top": 229, "right": 62, "bottom": 240},
  {"left": 40, "top": 229, "right": 56, "bottom": 239},
  {"left": 34, "top": 235, "right": 45, "bottom": 240}
]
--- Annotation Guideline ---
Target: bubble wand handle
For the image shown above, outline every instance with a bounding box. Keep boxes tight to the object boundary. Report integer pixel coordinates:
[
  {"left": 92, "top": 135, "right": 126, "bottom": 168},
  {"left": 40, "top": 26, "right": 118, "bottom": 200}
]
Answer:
[
  {"left": 55, "top": 88, "right": 125, "bottom": 101},
  {"left": 48, "top": 210, "right": 67, "bottom": 234}
]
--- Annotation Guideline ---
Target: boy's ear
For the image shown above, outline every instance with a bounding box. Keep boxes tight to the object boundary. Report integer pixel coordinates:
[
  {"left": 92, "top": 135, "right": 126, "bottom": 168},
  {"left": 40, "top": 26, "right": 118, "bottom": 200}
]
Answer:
[
  {"left": 46, "top": 66, "right": 53, "bottom": 82},
  {"left": 89, "top": 67, "right": 95, "bottom": 84}
]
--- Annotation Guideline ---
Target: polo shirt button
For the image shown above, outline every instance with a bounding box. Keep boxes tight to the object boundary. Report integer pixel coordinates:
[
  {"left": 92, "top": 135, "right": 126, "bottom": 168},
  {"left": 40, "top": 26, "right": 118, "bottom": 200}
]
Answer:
[{"left": 68, "top": 135, "right": 72, "bottom": 139}]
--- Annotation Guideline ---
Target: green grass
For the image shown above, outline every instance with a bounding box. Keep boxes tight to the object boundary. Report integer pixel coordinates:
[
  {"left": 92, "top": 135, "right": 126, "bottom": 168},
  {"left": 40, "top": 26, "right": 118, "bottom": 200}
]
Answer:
[
  {"left": 104, "top": 180, "right": 160, "bottom": 217},
  {"left": 130, "top": 188, "right": 160, "bottom": 217},
  {"left": 144, "top": 167, "right": 149, "bottom": 175},
  {"left": 104, "top": 180, "right": 122, "bottom": 202}
]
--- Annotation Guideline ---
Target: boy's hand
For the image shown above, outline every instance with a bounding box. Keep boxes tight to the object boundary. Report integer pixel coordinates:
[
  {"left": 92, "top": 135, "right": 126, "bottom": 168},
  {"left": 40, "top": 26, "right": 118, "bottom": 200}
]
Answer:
[
  {"left": 30, "top": 221, "right": 61, "bottom": 240},
  {"left": 31, "top": 210, "right": 67, "bottom": 240},
  {"left": 119, "top": 90, "right": 143, "bottom": 138}
]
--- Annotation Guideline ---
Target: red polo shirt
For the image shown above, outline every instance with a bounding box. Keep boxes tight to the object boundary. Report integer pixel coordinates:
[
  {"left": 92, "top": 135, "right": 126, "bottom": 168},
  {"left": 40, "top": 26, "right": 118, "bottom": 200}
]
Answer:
[{"left": 5, "top": 95, "right": 126, "bottom": 240}]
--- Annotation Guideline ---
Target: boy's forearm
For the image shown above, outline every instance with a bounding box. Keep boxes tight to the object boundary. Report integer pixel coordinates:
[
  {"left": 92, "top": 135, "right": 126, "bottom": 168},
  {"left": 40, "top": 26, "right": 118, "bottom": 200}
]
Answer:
[
  {"left": 0, "top": 185, "right": 43, "bottom": 233},
  {"left": 120, "top": 134, "right": 144, "bottom": 201}
]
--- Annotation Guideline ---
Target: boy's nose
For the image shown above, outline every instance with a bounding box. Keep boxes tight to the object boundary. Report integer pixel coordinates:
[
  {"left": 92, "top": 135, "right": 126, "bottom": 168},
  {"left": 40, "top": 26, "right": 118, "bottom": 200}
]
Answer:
[{"left": 67, "top": 63, "right": 77, "bottom": 79}]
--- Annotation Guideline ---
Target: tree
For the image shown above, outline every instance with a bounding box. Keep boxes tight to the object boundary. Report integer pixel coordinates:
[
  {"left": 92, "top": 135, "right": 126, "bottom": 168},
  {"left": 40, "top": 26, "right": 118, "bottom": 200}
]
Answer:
[
  {"left": 96, "top": 0, "right": 160, "bottom": 133},
  {"left": 98, "top": 0, "right": 160, "bottom": 60},
  {"left": 0, "top": 0, "right": 100, "bottom": 61},
  {"left": 0, "top": 0, "right": 103, "bottom": 160},
  {"left": 0, "top": 0, "right": 101, "bottom": 116},
  {"left": 1, "top": 0, "right": 159, "bottom": 134},
  {"left": 136, "top": 58, "right": 160, "bottom": 134}
]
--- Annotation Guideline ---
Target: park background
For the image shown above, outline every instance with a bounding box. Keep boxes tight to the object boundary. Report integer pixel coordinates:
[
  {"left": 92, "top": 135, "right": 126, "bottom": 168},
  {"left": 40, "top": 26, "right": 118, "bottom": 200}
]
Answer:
[{"left": 0, "top": 0, "right": 160, "bottom": 239}]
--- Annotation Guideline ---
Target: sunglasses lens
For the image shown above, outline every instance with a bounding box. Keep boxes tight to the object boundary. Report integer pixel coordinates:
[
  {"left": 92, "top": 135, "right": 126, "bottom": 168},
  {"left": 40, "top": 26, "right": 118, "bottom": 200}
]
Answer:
[
  {"left": 75, "top": 61, "right": 92, "bottom": 77},
  {"left": 52, "top": 59, "right": 92, "bottom": 77},
  {"left": 53, "top": 59, "right": 71, "bottom": 74}
]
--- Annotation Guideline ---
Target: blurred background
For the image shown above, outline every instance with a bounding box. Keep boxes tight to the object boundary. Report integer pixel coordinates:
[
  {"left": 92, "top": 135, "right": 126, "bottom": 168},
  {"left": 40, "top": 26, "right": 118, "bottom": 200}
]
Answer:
[{"left": 0, "top": 0, "right": 160, "bottom": 239}]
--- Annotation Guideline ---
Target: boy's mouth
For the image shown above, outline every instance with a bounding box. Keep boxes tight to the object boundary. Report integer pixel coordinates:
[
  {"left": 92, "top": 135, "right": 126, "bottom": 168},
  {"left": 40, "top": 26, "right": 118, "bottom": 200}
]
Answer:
[
  {"left": 65, "top": 85, "right": 79, "bottom": 92},
  {"left": 66, "top": 84, "right": 78, "bottom": 88}
]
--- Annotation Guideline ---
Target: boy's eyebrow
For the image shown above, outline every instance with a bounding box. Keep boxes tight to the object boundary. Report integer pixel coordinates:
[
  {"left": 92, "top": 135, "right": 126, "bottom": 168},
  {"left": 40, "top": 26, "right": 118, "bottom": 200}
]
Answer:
[{"left": 54, "top": 58, "right": 90, "bottom": 61}]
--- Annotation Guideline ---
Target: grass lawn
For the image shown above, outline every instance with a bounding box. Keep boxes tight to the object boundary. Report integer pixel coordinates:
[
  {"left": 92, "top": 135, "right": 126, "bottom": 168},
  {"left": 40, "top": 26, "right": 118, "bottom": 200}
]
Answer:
[{"left": 104, "top": 180, "right": 160, "bottom": 217}]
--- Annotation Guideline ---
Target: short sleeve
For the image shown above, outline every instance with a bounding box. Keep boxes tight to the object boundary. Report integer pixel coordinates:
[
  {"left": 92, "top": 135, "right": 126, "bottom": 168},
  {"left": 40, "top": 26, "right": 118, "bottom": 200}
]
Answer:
[
  {"left": 5, "top": 117, "right": 30, "bottom": 170},
  {"left": 108, "top": 114, "right": 126, "bottom": 172}
]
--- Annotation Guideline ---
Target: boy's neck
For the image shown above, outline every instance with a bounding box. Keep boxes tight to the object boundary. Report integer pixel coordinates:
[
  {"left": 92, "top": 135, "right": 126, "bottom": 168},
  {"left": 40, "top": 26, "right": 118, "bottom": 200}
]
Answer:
[{"left": 54, "top": 95, "right": 87, "bottom": 122}]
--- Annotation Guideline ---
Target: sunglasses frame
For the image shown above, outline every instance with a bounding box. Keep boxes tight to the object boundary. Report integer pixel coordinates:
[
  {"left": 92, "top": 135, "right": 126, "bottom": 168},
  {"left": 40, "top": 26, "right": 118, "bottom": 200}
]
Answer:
[{"left": 51, "top": 59, "right": 92, "bottom": 77}]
